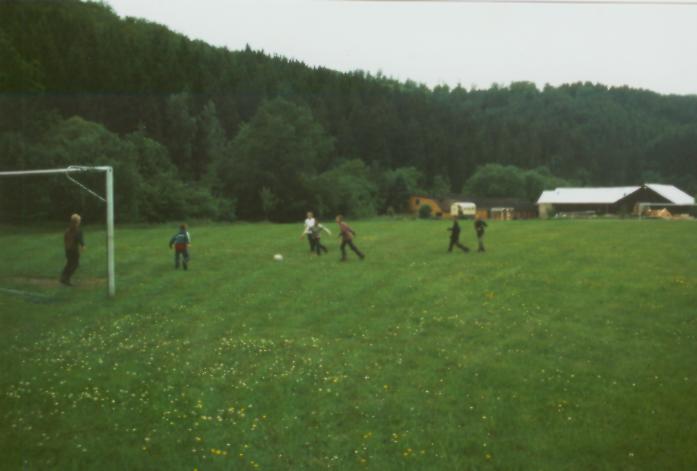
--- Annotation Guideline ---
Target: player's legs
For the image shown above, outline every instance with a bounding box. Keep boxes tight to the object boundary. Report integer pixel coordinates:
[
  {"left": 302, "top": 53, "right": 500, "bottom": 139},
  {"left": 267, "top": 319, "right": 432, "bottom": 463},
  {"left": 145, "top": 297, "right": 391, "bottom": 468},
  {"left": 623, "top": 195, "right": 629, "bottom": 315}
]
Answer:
[
  {"left": 60, "top": 255, "right": 71, "bottom": 283},
  {"left": 456, "top": 241, "right": 470, "bottom": 253},
  {"left": 348, "top": 241, "right": 364, "bottom": 259},
  {"left": 182, "top": 248, "right": 190, "bottom": 270},
  {"left": 61, "top": 250, "right": 79, "bottom": 284}
]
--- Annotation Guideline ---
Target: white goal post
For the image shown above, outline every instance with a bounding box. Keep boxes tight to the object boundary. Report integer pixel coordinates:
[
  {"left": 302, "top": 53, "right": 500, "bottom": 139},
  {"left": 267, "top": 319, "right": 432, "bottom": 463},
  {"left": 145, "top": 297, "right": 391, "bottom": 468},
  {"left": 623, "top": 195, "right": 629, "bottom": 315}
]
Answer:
[{"left": 0, "top": 166, "right": 115, "bottom": 297}]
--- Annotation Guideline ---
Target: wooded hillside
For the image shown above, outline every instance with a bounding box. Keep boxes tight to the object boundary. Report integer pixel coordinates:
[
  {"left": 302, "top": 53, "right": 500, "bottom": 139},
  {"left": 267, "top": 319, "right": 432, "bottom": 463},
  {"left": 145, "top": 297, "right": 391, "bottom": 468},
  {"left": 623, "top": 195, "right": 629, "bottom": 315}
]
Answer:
[{"left": 1, "top": 0, "right": 696, "bottom": 221}]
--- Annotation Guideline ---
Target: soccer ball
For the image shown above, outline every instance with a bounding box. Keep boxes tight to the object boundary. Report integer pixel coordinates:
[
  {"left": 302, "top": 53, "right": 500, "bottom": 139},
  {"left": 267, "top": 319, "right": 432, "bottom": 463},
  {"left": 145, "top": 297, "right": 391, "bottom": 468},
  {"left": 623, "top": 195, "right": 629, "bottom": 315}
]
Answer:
[{"left": 273, "top": 254, "right": 283, "bottom": 261}]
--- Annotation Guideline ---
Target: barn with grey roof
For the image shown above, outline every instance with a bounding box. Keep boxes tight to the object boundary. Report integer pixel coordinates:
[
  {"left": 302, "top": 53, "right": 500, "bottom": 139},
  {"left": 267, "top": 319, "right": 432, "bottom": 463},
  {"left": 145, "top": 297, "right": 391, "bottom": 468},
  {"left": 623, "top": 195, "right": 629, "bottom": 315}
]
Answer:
[{"left": 536, "top": 184, "right": 695, "bottom": 218}]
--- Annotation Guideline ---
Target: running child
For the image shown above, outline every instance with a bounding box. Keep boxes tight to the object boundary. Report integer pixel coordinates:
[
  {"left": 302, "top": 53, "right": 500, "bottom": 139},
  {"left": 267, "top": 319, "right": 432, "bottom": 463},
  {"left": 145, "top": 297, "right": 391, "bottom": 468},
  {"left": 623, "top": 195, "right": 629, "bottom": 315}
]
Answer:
[
  {"left": 447, "top": 219, "right": 470, "bottom": 253},
  {"left": 336, "top": 215, "right": 364, "bottom": 261},
  {"left": 301, "top": 211, "right": 316, "bottom": 253},
  {"left": 169, "top": 223, "right": 192, "bottom": 270},
  {"left": 310, "top": 219, "right": 331, "bottom": 255}
]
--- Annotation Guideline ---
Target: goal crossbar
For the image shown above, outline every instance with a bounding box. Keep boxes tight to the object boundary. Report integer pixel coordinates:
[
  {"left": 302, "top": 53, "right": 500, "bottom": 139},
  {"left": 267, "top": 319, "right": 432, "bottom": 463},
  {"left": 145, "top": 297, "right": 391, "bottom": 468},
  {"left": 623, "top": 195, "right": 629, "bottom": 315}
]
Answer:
[{"left": 0, "top": 166, "right": 116, "bottom": 297}]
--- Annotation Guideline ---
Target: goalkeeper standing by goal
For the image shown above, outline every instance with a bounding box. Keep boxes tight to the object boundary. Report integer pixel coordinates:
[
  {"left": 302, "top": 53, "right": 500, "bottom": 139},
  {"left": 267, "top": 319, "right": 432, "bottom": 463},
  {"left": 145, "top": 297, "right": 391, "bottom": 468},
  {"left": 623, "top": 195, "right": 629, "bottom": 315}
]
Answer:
[
  {"left": 60, "top": 213, "right": 85, "bottom": 286},
  {"left": 169, "top": 223, "right": 192, "bottom": 270}
]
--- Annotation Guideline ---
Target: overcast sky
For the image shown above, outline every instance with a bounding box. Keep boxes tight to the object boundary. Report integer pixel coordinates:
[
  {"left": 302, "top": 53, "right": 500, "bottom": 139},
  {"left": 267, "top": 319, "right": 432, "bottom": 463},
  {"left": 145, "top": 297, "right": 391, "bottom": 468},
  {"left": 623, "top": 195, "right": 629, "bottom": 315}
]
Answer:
[{"left": 107, "top": 0, "right": 697, "bottom": 96}]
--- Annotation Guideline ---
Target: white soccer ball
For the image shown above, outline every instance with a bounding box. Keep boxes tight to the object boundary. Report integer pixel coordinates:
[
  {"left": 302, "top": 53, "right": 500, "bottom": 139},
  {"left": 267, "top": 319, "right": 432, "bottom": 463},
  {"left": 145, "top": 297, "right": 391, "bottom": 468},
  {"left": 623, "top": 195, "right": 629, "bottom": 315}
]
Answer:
[{"left": 273, "top": 254, "right": 284, "bottom": 261}]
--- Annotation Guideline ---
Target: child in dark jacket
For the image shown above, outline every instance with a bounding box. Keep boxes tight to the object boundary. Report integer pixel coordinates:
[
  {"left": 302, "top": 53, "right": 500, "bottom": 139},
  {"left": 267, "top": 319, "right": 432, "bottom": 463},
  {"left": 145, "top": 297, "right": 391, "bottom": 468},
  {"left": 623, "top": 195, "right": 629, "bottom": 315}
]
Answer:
[
  {"left": 169, "top": 224, "right": 191, "bottom": 270},
  {"left": 447, "top": 219, "right": 469, "bottom": 253},
  {"left": 60, "top": 213, "right": 85, "bottom": 286},
  {"left": 474, "top": 218, "right": 488, "bottom": 252}
]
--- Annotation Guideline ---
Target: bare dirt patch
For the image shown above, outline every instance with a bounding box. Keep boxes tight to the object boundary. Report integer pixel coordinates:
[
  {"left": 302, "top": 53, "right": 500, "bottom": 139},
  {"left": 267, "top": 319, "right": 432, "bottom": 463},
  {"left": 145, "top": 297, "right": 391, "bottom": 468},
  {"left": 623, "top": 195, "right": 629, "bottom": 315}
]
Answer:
[{"left": 1, "top": 276, "right": 106, "bottom": 288}]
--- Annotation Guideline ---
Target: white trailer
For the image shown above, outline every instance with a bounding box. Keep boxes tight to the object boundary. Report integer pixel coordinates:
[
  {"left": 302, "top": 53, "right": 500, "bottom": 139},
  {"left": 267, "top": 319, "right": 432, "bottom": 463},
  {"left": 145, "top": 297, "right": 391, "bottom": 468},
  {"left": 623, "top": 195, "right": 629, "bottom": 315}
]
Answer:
[{"left": 450, "top": 202, "right": 476, "bottom": 218}]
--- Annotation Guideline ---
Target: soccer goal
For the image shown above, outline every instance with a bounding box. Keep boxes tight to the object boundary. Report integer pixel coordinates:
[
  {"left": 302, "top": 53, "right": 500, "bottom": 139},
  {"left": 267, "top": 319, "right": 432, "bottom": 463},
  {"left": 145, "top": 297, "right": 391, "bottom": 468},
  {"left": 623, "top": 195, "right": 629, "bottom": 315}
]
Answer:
[{"left": 0, "top": 166, "right": 115, "bottom": 297}]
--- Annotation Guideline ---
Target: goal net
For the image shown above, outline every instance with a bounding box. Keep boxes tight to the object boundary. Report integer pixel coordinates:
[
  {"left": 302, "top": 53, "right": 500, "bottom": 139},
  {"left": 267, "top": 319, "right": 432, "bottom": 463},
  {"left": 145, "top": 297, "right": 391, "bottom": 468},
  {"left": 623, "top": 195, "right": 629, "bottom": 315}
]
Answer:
[{"left": 0, "top": 166, "right": 115, "bottom": 297}]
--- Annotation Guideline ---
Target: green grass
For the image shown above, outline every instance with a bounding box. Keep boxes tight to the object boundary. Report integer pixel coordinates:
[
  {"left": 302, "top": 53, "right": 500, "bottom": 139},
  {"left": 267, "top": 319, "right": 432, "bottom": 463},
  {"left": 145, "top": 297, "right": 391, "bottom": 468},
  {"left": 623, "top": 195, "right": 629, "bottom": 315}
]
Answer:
[{"left": 1, "top": 219, "right": 696, "bottom": 470}]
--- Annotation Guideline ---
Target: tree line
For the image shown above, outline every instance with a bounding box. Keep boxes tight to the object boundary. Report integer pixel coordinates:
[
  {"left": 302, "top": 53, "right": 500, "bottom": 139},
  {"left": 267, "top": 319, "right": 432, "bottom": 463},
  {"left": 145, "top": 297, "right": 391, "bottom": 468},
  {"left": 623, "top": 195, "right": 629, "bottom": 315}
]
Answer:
[{"left": 1, "top": 0, "right": 696, "bottom": 222}]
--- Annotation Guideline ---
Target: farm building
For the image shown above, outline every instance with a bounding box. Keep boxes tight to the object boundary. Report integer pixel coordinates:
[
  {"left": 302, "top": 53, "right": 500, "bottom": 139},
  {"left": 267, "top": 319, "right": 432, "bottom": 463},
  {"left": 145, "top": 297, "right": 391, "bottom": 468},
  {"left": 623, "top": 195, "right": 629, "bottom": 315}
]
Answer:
[
  {"left": 537, "top": 183, "right": 695, "bottom": 218},
  {"left": 408, "top": 195, "right": 447, "bottom": 217},
  {"left": 454, "top": 197, "right": 537, "bottom": 220},
  {"left": 408, "top": 195, "right": 537, "bottom": 219},
  {"left": 450, "top": 202, "right": 476, "bottom": 218}
]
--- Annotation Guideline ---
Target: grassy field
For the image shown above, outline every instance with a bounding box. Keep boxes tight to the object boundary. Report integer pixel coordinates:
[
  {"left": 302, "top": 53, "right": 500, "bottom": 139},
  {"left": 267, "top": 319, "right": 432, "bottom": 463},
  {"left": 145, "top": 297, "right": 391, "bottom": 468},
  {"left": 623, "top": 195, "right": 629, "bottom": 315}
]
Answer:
[{"left": 1, "top": 218, "right": 696, "bottom": 470}]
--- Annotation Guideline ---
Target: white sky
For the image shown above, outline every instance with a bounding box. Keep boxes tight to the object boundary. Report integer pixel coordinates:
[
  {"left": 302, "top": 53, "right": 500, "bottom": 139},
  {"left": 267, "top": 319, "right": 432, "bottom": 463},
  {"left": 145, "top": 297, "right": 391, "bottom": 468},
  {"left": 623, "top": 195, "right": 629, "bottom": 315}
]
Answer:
[{"left": 107, "top": 0, "right": 697, "bottom": 95}]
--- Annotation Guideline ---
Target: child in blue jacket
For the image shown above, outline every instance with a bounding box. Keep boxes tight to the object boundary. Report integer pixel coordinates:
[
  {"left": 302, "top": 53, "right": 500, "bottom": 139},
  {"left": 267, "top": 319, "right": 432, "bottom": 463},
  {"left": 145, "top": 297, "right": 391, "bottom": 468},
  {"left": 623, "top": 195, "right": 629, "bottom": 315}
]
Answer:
[{"left": 169, "top": 224, "right": 192, "bottom": 270}]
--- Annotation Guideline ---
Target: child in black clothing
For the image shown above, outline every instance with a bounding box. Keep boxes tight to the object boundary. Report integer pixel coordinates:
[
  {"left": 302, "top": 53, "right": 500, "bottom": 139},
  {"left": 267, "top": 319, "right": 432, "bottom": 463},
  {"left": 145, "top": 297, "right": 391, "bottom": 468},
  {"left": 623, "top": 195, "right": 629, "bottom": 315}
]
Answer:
[
  {"left": 475, "top": 218, "right": 488, "bottom": 252},
  {"left": 60, "top": 213, "right": 85, "bottom": 286},
  {"left": 447, "top": 219, "right": 469, "bottom": 253}
]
